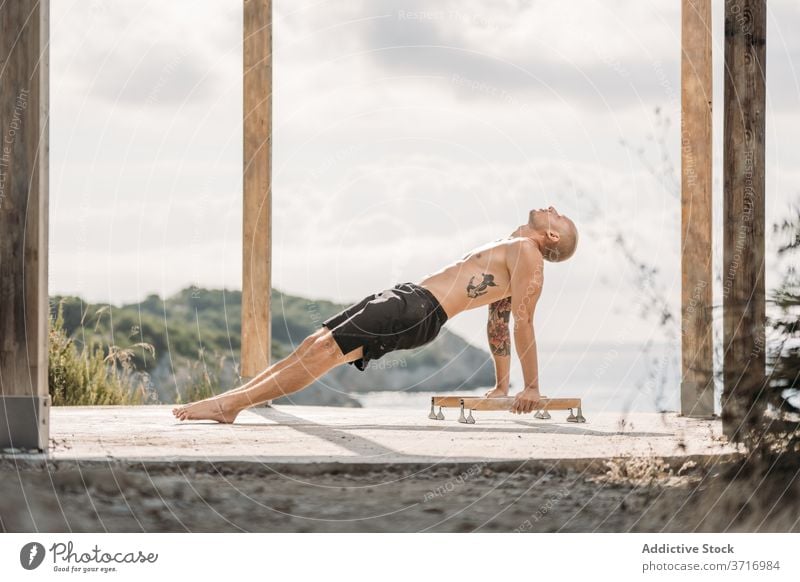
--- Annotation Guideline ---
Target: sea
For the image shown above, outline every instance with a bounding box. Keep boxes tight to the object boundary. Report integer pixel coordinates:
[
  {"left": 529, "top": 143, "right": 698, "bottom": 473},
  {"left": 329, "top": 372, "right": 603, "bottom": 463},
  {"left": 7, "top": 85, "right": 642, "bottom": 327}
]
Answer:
[{"left": 354, "top": 344, "right": 696, "bottom": 414}]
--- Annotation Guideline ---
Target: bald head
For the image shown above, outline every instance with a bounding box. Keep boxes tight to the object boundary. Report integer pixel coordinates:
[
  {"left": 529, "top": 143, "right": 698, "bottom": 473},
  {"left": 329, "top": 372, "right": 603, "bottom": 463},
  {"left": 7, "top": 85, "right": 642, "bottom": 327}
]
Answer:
[
  {"left": 527, "top": 207, "right": 579, "bottom": 263},
  {"left": 542, "top": 217, "right": 578, "bottom": 262}
]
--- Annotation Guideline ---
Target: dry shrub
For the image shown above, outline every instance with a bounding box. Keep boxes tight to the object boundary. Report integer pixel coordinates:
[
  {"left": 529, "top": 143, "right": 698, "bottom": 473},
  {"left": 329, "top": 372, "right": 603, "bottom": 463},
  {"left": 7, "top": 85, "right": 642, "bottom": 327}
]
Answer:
[
  {"left": 48, "top": 301, "right": 157, "bottom": 405},
  {"left": 592, "top": 457, "right": 698, "bottom": 488}
]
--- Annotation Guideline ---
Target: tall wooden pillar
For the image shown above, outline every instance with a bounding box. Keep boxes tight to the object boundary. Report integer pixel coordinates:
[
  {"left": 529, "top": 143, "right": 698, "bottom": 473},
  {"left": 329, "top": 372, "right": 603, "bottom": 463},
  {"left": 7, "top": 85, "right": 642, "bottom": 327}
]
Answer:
[
  {"left": 0, "top": 0, "right": 51, "bottom": 450},
  {"left": 680, "top": 0, "right": 715, "bottom": 418},
  {"left": 722, "top": 0, "right": 766, "bottom": 439},
  {"left": 242, "top": 0, "right": 272, "bottom": 381}
]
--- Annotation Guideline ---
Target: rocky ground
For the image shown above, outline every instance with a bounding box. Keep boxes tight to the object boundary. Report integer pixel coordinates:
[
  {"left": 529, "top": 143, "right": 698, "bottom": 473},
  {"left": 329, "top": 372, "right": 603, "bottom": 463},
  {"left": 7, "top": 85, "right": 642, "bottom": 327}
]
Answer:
[{"left": 2, "top": 456, "right": 796, "bottom": 533}]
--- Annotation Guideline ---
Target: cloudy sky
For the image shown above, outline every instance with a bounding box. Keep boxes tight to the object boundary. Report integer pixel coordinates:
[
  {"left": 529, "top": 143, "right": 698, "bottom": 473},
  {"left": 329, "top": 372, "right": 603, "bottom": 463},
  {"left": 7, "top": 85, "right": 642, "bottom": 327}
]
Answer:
[{"left": 49, "top": 0, "right": 800, "bottom": 397}]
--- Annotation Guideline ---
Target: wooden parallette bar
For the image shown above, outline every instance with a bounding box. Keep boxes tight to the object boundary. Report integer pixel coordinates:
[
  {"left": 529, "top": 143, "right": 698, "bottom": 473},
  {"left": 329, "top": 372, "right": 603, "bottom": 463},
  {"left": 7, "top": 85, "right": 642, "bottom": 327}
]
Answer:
[
  {"left": 427, "top": 395, "right": 586, "bottom": 424},
  {"left": 432, "top": 396, "right": 581, "bottom": 411}
]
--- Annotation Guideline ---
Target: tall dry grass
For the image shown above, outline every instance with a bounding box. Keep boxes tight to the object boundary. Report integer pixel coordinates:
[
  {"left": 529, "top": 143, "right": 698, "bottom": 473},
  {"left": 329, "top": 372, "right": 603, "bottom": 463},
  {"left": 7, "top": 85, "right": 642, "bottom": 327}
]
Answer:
[{"left": 48, "top": 301, "right": 157, "bottom": 405}]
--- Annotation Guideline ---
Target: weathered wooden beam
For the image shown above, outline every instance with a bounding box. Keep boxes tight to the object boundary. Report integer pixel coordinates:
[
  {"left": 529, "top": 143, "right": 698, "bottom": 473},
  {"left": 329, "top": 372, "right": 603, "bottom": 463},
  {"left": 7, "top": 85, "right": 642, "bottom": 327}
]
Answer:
[
  {"left": 722, "top": 0, "right": 767, "bottom": 439},
  {"left": 680, "top": 0, "right": 715, "bottom": 417},
  {"left": 0, "top": 0, "right": 51, "bottom": 450},
  {"left": 242, "top": 0, "right": 272, "bottom": 382}
]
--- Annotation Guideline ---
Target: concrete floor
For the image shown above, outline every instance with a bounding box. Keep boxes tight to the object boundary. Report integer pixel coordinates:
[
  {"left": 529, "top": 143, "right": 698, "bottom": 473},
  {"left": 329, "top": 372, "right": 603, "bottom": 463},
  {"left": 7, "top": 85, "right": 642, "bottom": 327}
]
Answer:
[{"left": 4, "top": 404, "right": 738, "bottom": 467}]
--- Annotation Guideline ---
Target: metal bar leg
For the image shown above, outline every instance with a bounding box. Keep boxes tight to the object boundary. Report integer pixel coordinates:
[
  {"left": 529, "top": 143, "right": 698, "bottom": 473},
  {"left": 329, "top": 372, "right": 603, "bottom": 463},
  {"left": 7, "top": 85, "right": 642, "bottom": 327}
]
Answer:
[
  {"left": 428, "top": 398, "right": 438, "bottom": 419},
  {"left": 458, "top": 401, "right": 467, "bottom": 423}
]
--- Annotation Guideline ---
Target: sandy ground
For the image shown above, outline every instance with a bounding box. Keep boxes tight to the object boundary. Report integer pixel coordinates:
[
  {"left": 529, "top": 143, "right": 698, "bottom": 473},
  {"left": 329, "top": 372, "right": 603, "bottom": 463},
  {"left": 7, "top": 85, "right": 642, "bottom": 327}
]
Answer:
[{"left": 2, "top": 456, "right": 795, "bottom": 533}]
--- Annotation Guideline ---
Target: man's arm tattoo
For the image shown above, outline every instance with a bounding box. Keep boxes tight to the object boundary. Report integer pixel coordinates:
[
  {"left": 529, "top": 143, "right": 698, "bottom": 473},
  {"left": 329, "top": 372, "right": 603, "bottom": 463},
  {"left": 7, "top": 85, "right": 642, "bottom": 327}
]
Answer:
[{"left": 487, "top": 297, "right": 512, "bottom": 356}]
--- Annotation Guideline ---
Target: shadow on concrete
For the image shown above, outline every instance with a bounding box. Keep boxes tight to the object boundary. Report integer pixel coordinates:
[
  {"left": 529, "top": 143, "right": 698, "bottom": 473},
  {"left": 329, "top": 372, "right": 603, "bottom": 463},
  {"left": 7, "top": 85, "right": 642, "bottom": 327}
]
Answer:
[
  {"left": 250, "top": 407, "right": 400, "bottom": 458},
  {"left": 245, "top": 408, "right": 667, "bottom": 451},
  {"left": 507, "top": 420, "right": 667, "bottom": 438}
]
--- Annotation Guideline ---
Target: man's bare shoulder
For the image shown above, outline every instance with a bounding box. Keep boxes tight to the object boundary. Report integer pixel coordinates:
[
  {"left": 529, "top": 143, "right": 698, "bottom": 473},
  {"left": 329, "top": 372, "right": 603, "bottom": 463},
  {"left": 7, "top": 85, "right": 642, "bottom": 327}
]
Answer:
[
  {"left": 479, "top": 236, "right": 536, "bottom": 255},
  {"left": 505, "top": 238, "right": 545, "bottom": 295},
  {"left": 505, "top": 237, "right": 544, "bottom": 265}
]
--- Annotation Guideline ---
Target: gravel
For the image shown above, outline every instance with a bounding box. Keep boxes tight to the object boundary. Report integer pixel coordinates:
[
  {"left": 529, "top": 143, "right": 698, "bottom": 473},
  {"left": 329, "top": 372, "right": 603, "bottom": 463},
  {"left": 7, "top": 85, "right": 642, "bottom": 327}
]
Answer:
[{"left": 4, "top": 457, "right": 789, "bottom": 533}]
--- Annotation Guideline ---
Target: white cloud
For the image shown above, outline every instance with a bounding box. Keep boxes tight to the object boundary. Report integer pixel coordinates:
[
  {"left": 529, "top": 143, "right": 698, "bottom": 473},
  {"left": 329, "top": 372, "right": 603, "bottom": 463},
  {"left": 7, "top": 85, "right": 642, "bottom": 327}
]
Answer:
[{"left": 49, "top": 0, "right": 800, "bottom": 361}]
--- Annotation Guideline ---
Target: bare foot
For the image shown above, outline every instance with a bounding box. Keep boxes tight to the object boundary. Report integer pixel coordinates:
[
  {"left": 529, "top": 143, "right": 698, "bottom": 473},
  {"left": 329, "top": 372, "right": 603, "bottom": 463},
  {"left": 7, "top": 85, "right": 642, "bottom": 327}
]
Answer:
[
  {"left": 172, "top": 397, "right": 241, "bottom": 423},
  {"left": 484, "top": 386, "right": 509, "bottom": 398}
]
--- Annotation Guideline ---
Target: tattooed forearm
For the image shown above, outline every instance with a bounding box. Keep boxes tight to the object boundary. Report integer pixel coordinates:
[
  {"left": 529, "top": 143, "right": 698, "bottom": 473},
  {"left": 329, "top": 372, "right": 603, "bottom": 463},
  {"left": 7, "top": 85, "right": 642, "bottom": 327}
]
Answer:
[{"left": 487, "top": 297, "right": 512, "bottom": 356}]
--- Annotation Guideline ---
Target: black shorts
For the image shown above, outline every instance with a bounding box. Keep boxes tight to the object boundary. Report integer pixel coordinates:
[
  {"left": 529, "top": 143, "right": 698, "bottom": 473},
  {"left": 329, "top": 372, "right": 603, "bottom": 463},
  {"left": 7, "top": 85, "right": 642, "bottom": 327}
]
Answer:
[{"left": 320, "top": 282, "right": 449, "bottom": 371}]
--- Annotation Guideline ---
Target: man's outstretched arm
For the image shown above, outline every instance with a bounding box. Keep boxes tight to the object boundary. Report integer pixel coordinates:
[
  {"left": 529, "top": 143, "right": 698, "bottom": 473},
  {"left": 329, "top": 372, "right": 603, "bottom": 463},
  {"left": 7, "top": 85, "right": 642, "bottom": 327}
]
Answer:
[
  {"left": 506, "top": 238, "right": 544, "bottom": 414},
  {"left": 486, "top": 297, "right": 512, "bottom": 396}
]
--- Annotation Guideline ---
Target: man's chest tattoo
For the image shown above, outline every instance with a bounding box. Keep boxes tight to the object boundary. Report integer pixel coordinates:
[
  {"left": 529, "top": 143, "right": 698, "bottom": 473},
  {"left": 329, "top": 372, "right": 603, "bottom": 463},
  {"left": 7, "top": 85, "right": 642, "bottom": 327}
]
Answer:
[{"left": 466, "top": 273, "right": 498, "bottom": 298}]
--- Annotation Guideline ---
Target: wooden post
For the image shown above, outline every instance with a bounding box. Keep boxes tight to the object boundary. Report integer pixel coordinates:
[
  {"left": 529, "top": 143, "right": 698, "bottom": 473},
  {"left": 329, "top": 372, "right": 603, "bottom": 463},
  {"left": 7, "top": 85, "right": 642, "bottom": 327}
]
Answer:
[
  {"left": 0, "top": 0, "right": 51, "bottom": 450},
  {"left": 680, "top": 0, "right": 715, "bottom": 418},
  {"left": 242, "top": 0, "right": 272, "bottom": 383},
  {"left": 722, "top": 0, "right": 766, "bottom": 439}
]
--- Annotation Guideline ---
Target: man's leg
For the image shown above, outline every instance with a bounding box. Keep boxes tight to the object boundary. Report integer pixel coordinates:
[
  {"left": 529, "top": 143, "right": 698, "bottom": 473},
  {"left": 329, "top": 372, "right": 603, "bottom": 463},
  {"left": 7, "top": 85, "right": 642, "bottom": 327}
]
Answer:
[
  {"left": 172, "top": 327, "right": 361, "bottom": 423},
  {"left": 213, "top": 292, "right": 378, "bottom": 399},
  {"left": 216, "top": 327, "right": 329, "bottom": 398}
]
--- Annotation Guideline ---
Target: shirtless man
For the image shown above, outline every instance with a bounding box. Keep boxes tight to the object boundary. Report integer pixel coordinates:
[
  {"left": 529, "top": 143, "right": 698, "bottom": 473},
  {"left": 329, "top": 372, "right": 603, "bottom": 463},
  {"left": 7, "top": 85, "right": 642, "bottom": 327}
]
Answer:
[{"left": 172, "top": 206, "right": 578, "bottom": 423}]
